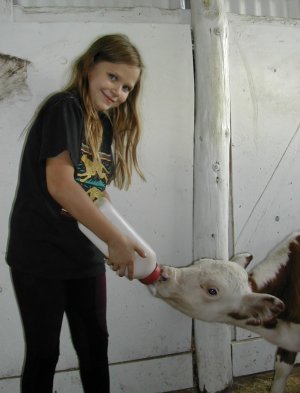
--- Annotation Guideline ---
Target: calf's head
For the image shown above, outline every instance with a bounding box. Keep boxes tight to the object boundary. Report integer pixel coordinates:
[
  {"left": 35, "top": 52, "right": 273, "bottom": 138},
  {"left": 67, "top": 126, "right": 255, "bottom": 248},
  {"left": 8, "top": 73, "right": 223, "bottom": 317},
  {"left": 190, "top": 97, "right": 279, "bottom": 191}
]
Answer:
[{"left": 153, "top": 256, "right": 284, "bottom": 326}]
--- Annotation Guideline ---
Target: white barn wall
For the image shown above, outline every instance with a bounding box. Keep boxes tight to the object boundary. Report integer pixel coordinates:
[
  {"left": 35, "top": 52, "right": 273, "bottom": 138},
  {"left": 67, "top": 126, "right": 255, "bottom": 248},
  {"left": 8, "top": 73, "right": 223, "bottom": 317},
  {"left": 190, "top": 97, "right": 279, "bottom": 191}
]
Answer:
[
  {"left": 14, "top": 0, "right": 185, "bottom": 8},
  {"left": 0, "top": 354, "right": 193, "bottom": 393},
  {"left": 0, "top": 21, "right": 194, "bottom": 393},
  {"left": 229, "top": 13, "right": 300, "bottom": 261},
  {"left": 12, "top": 0, "right": 300, "bottom": 20},
  {"left": 229, "top": 13, "right": 300, "bottom": 376},
  {"left": 225, "top": 0, "right": 300, "bottom": 19}
]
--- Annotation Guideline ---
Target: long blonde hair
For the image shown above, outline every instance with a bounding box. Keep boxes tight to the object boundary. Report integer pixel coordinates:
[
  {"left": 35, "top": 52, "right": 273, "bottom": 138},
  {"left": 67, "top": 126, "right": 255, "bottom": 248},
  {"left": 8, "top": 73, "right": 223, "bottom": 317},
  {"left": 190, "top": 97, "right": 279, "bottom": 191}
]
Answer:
[{"left": 65, "top": 34, "right": 145, "bottom": 189}]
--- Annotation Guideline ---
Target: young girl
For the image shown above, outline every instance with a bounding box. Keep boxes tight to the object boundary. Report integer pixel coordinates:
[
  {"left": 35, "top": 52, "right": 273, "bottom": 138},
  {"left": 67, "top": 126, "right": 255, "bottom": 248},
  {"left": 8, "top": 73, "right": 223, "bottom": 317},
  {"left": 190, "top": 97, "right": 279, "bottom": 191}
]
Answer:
[{"left": 6, "top": 34, "right": 146, "bottom": 393}]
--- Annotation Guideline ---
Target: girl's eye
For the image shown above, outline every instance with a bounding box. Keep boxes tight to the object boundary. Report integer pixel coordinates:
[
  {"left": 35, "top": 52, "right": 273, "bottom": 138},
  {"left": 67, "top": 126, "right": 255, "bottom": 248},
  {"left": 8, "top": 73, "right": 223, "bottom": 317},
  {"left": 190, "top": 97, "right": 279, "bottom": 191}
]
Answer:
[
  {"left": 122, "top": 85, "right": 131, "bottom": 93},
  {"left": 108, "top": 73, "right": 117, "bottom": 81}
]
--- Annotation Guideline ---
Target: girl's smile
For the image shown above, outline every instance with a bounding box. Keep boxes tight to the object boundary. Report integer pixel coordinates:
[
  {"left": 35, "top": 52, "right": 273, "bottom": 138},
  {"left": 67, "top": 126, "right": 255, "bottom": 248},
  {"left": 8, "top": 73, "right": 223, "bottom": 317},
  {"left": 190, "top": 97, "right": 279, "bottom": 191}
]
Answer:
[{"left": 88, "top": 61, "right": 141, "bottom": 111}]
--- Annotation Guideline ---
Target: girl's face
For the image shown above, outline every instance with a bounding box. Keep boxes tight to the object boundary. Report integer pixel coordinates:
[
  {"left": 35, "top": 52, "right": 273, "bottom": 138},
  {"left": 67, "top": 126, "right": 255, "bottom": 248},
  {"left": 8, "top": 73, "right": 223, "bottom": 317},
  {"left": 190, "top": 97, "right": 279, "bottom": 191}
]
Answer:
[{"left": 88, "top": 61, "right": 141, "bottom": 111}]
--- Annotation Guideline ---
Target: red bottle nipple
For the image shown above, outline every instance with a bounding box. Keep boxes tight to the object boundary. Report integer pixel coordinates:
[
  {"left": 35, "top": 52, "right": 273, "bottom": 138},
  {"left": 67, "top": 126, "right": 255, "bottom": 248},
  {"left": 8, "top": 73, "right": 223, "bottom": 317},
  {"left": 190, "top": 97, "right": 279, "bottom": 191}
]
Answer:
[{"left": 139, "top": 264, "right": 161, "bottom": 285}]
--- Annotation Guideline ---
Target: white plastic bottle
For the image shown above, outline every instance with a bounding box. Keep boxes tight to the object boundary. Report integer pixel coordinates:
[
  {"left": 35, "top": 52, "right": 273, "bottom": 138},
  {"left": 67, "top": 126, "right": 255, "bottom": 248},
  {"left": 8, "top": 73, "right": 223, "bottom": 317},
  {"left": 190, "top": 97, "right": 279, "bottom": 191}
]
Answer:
[{"left": 78, "top": 197, "right": 161, "bottom": 285}]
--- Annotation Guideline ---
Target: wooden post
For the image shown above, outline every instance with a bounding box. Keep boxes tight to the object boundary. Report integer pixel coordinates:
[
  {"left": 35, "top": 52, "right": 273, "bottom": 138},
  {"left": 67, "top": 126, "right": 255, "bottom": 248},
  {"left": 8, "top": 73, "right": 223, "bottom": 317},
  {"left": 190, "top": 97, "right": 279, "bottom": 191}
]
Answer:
[
  {"left": 0, "top": 0, "right": 13, "bottom": 22},
  {"left": 191, "top": 0, "right": 232, "bottom": 392}
]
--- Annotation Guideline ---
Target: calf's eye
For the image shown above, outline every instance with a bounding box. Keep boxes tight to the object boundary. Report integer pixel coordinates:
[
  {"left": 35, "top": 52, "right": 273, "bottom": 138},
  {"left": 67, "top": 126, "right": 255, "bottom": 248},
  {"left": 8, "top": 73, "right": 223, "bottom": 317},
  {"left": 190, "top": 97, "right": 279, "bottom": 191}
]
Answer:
[{"left": 208, "top": 288, "right": 218, "bottom": 296}]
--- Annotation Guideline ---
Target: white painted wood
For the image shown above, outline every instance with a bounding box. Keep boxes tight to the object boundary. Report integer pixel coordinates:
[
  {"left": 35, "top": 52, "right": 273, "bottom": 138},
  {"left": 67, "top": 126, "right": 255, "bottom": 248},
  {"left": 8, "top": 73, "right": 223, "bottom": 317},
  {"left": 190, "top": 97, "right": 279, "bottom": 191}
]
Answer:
[
  {"left": 235, "top": 327, "right": 258, "bottom": 341},
  {"left": 13, "top": 5, "right": 191, "bottom": 24},
  {"left": 194, "top": 322, "right": 232, "bottom": 392},
  {"left": 109, "top": 352, "right": 193, "bottom": 393},
  {"left": 229, "top": 13, "right": 300, "bottom": 259},
  {"left": 0, "top": 21, "right": 194, "bottom": 388},
  {"left": 191, "top": 0, "right": 232, "bottom": 391},
  {"left": 229, "top": 13, "right": 300, "bottom": 376},
  {"left": 15, "top": 0, "right": 183, "bottom": 8},
  {"left": 0, "top": 352, "right": 193, "bottom": 393},
  {"left": 232, "top": 338, "right": 277, "bottom": 377},
  {"left": 224, "top": 0, "right": 300, "bottom": 19},
  {"left": 0, "top": 0, "right": 13, "bottom": 21},
  {"left": 232, "top": 337, "right": 300, "bottom": 377}
]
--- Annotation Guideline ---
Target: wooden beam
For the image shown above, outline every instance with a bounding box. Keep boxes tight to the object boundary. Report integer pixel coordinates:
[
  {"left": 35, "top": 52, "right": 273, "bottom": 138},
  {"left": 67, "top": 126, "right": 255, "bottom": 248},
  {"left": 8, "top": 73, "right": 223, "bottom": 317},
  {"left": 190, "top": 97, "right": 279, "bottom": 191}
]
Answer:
[
  {"left": 0, "top": 0, "right": 13, "bottom": 22},
  {"left": 191, "top": 0, "right": 232, "bottom": 392}
]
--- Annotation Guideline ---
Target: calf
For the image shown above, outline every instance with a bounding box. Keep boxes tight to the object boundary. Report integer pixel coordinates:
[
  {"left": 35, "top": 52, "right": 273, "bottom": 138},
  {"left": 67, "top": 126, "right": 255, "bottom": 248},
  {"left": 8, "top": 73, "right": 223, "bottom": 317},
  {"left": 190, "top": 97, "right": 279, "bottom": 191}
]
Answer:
[{"left": 153, "top": 232, "right": 300, "bottom": 393}]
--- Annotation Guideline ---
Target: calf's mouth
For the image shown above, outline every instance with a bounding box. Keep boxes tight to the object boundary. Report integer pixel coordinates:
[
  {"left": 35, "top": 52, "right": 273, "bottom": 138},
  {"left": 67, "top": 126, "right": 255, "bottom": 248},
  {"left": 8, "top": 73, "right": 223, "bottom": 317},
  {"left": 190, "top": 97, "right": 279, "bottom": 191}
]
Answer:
[{"left": 158, "top": 267, "right": 169, "bottom": 282}]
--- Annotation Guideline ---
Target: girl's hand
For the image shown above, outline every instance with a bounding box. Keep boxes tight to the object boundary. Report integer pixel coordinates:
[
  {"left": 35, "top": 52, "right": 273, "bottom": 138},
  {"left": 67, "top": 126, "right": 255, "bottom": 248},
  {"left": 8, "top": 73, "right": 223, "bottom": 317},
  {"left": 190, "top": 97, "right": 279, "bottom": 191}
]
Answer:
[{"left": 107, "top": 233, "right": 146, "bottom": 280}]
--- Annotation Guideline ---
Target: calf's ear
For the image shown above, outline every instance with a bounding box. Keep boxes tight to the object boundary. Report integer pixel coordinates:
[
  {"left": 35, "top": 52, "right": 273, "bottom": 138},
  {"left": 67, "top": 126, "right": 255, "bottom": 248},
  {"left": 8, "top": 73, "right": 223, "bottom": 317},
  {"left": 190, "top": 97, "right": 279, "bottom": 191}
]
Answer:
[
  {"left": 231, "top": 293, "right": 285, "bottom": 326},
  {"left": 230, "top": 253, "right": 253, "bottom": 268}
]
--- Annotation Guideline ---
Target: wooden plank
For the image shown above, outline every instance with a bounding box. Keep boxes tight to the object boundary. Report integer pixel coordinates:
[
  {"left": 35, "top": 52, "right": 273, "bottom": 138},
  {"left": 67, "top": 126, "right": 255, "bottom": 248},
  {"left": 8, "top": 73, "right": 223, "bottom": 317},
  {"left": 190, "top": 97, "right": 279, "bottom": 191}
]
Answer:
[
  {"left": 13, "top": 5, "right": 191, "bottom": 23},
  {"left": 109, "top": 352, "right": 194, "bottom": 393},
  {"left": 191, "top": 0, "right": 232, "bottom": 392},
  {"left": 235, "top": 327, "right": 259, "bottom": 341},
  {"left": 0, "top": 353, "right": 194, "bottom": 393},
  {"left": 0, "top": 0, "right": 13, "bottom": 21},
  {"left": 232, "top": 337, "right": 300, "bottom": 377}
]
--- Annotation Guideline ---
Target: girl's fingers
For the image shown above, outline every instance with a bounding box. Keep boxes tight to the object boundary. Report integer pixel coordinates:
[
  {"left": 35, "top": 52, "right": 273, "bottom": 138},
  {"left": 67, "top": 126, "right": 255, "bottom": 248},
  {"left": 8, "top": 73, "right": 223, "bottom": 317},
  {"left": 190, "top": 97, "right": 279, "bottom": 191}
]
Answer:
[
  {"left": 135, "top": 246, "right": 146, "bottom": 258},
  {"left": 125, "top": 263, "right": 134, "bottom": 280},
  {"left": 118, "top": 265, "right": 127, "bottom": 277}
]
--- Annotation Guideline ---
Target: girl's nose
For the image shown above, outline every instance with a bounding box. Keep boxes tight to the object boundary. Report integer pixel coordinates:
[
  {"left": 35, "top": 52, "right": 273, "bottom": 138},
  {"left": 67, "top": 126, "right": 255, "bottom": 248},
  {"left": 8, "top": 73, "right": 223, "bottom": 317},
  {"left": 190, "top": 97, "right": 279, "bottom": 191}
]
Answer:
[{"left": 111, "top": 84, "right": 122, "bottom": 97}]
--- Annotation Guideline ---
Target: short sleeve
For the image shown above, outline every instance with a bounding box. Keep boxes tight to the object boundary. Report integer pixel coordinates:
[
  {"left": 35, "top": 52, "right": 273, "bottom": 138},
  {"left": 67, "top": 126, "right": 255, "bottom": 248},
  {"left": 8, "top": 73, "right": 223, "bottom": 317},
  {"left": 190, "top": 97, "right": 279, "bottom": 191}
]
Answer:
[{"left": 39, "top": 95, "right": 84, "bottom": 166}]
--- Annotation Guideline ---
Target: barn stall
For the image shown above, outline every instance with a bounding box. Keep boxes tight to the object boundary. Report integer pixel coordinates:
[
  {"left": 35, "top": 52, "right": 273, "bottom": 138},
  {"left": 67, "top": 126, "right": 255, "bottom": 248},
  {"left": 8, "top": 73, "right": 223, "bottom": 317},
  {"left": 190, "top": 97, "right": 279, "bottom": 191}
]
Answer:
[{"left": 0, "top": 1, "right": 300, "bottom": 392}]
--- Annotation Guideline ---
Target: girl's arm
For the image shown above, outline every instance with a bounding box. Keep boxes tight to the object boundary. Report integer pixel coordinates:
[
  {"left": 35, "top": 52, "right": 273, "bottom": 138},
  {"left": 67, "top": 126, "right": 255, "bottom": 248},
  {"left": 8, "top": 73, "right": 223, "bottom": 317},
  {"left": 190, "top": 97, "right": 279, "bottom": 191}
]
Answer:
[{"left": 46, "top": 150, "right": 145, "bottom": 279}]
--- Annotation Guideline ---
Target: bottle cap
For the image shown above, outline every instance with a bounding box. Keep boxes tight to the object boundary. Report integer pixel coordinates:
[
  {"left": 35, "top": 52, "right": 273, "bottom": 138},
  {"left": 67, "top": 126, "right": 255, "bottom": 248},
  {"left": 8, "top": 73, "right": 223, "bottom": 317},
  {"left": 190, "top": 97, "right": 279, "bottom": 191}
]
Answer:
[{"left": 139, "top": 264, "right": 161, "bottom": 285}]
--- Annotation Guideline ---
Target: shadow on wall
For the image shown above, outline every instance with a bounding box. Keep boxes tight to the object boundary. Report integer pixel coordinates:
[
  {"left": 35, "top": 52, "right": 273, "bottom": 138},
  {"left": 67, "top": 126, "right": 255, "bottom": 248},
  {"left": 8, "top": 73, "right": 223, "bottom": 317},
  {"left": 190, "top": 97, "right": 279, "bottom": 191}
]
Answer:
[{"left": 0, "top": 53, "right": 31, "bottom": 101}]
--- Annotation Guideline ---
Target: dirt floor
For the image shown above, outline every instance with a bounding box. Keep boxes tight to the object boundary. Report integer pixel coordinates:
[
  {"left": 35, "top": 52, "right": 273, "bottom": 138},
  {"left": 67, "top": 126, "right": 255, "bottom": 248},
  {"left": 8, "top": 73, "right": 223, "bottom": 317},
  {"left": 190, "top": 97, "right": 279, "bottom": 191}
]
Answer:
[
  {"left": 167, "top": 366, "right": 300, "bottom": 393},
  {"left": 230, "top": 366, "right": 300, "bottom": 393}
]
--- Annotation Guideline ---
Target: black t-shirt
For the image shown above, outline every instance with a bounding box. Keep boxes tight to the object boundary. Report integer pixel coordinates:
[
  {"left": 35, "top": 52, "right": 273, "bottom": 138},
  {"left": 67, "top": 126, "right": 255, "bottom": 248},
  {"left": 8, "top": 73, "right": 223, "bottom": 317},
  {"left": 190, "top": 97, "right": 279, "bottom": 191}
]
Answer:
[{"left": 6, "top": 91, "right": 114, "bottom": 279}]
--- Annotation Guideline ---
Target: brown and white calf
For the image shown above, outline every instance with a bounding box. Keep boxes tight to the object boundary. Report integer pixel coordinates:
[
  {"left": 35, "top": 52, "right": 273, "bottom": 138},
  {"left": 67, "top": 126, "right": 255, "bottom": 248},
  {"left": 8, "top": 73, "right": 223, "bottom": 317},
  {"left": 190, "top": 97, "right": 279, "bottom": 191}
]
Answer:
[{"left": 152, "top": 232, "right": 300, "bottom": 393}]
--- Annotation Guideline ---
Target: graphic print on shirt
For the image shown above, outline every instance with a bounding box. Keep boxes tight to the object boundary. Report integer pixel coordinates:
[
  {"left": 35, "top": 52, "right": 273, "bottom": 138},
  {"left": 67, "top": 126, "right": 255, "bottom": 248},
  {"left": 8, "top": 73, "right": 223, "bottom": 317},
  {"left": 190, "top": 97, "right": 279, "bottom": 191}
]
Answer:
[
  {"left": 75, "top": 143, "right": 111, "bottom": 201},
  {"left": 60, "top": 143, "right": 112, "bottom": 217}
]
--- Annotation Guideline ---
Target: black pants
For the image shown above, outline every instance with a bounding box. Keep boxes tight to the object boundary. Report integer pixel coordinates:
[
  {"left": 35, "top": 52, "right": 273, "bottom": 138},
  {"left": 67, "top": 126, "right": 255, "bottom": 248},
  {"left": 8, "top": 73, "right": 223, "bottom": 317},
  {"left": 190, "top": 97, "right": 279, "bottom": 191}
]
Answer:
[{"left": 11, "top": 269, "right": 109, "bottom": 393}]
